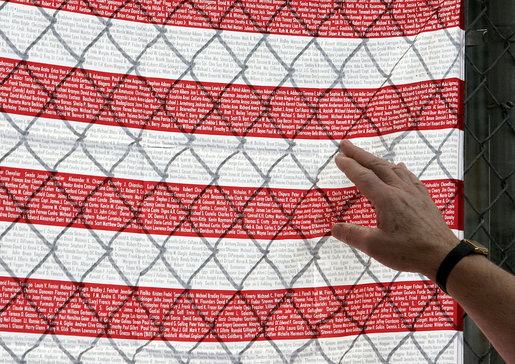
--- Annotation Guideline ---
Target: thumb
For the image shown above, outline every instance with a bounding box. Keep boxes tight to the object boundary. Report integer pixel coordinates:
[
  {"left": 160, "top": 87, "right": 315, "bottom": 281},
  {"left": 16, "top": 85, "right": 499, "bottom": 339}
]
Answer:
[{"left": 331, "top": 223, "right": 374, "bottom": 254}]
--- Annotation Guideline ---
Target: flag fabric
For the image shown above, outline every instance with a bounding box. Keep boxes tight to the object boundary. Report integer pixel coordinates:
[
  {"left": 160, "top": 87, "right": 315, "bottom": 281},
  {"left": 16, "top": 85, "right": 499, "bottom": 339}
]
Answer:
[{"left": 0, "top": 0, "right": 464, "bottom": 362}]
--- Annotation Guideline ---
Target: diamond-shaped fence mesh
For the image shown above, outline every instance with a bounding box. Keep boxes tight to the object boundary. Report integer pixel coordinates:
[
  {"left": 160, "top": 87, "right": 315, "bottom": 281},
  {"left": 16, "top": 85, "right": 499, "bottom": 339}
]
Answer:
[
  {"left": 0, "top": 0, "right": 509, "bottom": 362},
  {"left": 464, "top": 0, "right": 514, "bottom": 363}
]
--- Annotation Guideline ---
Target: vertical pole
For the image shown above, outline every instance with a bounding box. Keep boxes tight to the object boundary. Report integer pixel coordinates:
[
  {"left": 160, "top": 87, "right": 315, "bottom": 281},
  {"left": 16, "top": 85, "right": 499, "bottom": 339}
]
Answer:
[{"left": 464, "top": 0, "right": 492, "bottom": 361}]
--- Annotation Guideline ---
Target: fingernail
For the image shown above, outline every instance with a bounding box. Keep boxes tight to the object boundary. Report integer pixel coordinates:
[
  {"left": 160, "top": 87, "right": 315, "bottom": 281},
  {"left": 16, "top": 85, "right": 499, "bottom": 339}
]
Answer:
[
  {"left": 340, "top": 139, "right": 353, "bottom": 149},
  {"left": 398, "top": 162, "right": 407, "bottom": 169}
]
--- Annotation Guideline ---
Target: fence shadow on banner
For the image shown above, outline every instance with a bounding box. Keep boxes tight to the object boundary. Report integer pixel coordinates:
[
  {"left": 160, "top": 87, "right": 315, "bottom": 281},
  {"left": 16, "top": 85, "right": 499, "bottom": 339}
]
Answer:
[{"left": 0, "top": 0, "right": 486, "bottom": 362}]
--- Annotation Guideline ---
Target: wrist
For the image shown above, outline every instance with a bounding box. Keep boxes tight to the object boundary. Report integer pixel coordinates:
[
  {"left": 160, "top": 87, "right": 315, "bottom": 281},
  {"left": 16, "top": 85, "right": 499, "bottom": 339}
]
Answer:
[
  {"left": 445, "top": 253, "right": 489, "bottom": 296},
  {"left": 434, "top": 239, "right": 489, "bottom": 293},
  {"left": 423, "top": 236, "right": 460, "bottom": 283}
]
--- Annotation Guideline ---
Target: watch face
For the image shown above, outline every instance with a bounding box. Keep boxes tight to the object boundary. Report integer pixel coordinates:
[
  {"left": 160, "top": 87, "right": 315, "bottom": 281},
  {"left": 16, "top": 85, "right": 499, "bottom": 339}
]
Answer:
[{"left": 463, "top": 239, "right": 489, "bottom": 256}]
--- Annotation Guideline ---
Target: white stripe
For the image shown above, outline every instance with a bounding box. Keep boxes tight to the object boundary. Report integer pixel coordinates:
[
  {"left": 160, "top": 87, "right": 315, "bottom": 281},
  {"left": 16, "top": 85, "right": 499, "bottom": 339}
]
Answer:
[
  {"left": 0, "top": 2, "right": 463, "bottom": 88},
  {"left": 0, "top": 330, "right": 462, "bottom": 361},
  {"left": 0, "top": 221, "right": 461, "bottom": 290},
  {"left": 0, "top": 114, "right": 462, "bottom": 188}
]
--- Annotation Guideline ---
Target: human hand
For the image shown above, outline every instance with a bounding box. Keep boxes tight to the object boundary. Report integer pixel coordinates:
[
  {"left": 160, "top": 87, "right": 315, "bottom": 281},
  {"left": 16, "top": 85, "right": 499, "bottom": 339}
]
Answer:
[{"left": 331, "top": 140, "right": 459, "bottom": 281}]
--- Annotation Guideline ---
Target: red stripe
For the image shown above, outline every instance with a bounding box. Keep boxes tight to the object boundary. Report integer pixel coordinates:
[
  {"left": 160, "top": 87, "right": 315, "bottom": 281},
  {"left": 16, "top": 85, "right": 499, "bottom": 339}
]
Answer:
[
  {"left": 0, "top": 276, "right": 460, "bottom": 341},
  {"left": 0, "top": 58, "right": 463, "bottom": 140},
  {"left": 4, "top": 0, "right": 462, "bottom": 38},
  {"left": 0, "top": 167, "right": 463, "bottom": 239}
]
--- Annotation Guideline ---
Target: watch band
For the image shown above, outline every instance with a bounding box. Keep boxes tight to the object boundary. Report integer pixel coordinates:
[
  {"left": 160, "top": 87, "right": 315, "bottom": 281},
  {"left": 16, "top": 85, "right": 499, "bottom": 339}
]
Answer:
[{"left": 436, "top": 240, "right": 477, "bottom": 294}]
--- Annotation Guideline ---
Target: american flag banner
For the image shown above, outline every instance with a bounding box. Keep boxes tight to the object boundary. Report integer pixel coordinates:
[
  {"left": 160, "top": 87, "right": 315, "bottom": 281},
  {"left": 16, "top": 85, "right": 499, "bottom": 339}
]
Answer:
[{"left": 0, "top": 0, "right": 464, "bottom": 362}]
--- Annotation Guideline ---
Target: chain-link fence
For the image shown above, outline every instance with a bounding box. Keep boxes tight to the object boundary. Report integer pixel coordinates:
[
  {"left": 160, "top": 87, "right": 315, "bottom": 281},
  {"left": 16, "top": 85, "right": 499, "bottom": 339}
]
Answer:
[
  {"left": 0, "top": 0, "right": 511, "bottom": 362},
  {"left": 464, "top": 0, "right": 514, "bottom": 362}
]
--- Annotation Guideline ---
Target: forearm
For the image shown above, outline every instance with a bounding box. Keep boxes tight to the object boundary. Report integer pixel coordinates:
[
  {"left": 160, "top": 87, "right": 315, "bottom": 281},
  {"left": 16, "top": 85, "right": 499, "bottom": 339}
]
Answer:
[{"left": 446, "top": 254, "right": 515, "bottom": 363}]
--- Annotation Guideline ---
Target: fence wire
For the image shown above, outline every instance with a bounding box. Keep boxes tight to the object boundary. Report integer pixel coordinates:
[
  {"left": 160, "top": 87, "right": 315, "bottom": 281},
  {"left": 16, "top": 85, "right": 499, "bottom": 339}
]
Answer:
[
  {"left": 0, "top": 0, "right": 508, "bottom": 362},
  {"left": 464, "top": 0, "right": 514, "bottom": 363}
]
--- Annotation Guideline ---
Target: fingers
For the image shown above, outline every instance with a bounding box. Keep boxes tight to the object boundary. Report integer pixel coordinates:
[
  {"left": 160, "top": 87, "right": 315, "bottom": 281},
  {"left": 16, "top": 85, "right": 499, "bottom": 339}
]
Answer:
[
  {"left": 394, "top": 162, "right": 430, "bottom": 195},
  {"left": 392, "top": 162, "right": 414, "bottom": 185},
  {"left": 331, "top": 222, "right": 375, "bottom": 255},
  {"left": 335, "top": 153, "right": 387, "bottom": 204},
  {"left": 339, "top": 140, "right": 404, "bottom": 187}
]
